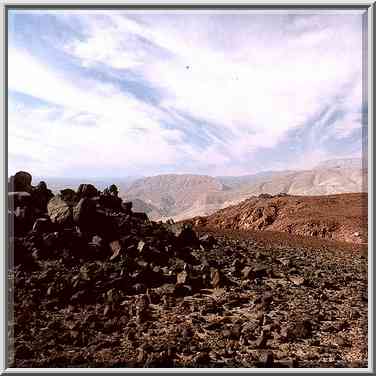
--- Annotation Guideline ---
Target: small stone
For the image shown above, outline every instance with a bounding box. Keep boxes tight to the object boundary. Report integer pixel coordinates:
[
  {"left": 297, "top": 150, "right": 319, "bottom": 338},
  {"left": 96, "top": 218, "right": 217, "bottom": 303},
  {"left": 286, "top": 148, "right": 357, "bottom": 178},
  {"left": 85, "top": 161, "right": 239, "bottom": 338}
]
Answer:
[
  {"left": 262, "top": 291, "right": 273, "bottom": 306},
  {"left": 91, "top": 235, "right": 103, "bottom": 247},
  {"left": 289, "top": 276, "right": 305, "bottom": 286},
  {"left": 211, "top": 269, "right": 221, "bottom": 289},
  {"left": 255, "top": 333, "right": 267, "bottom": 348},
  {"left": 254, "top": 263, "right": 268, "bottom": 278},
  {"left": 275, "top": 359, "right": 297, "bottom": 368},
  {"left": 103, "top": 305, "right": 111, "bottom": 316},
  {"left": 109, "top": 240, "right": 122, "bottom": 260},
  {"left": 242, "top": 266, "right": 253, "bottom": 280},
  {"left": 281, "top": 319, "right": 313, "bottom": 340},
  {"left": 137, "top": 348, "right": 146, "bottom": 363},
  {"left": 222, "top": 329, "right": 232, "bottom": 338},
  {"left": 199, "top": 234, "right": 216, "bottom": 248},
  {"left": 336, "top": 336, "right": 350, "bottom": 347},
  {"left": 182, "top": 327, "right": 193, "bottom": 338},
  {"left": 137, "top": 240, "right": 145, "bottom": 252},
  {"left": 177, "top": 225, "right": 199, "bottom": 246},
  {"left": 32, "top": 218, "right": 50, "bottom": 233},
  {"left": 264, "top": 352, "right": 274, "bottom": 367},
  {"left": 177, "top": 270, "right": 189, "bottom": 285}
]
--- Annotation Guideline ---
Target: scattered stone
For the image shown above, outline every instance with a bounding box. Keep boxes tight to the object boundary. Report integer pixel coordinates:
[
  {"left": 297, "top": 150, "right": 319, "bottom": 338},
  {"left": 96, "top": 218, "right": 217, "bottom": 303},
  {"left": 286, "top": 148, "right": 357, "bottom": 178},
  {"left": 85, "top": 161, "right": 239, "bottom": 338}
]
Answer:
[
  {"left": 281, "top": 319, "right": 313, "bottom": 341},
  {"left": 9, "top": 176, "right": 368, "bottom": 368},
  {"left": 289, "top": 276, "right": 305, "bottom": 286},
  {"left": 109, "top": 240, "right": 122, "bottom": 260},
  {"left": 199, "top": 234, "right": 216, "bottom": 248},
  {"left": 137, "top": 240, "right": 145, "bottom": 252},
  {"left": 211, "top": 268, "right": 222, "bottom": 289},
  {"left": 254, "top": 333, "right": 268, "bottom": 348},
  {"left": 176, "top": 224, "right": 199, "bottom": 246},
  {"left": 32, "top": 218, "right": 51, "bottom": 233},
  {"left": 177, "top": 270, "right": 189, "bottom": 285},
  {"left": 242, "top": 266, "right": 253, "bottom": 280},
  {"left": 254, "top": 263, "right": 269, "bottom": 278}
]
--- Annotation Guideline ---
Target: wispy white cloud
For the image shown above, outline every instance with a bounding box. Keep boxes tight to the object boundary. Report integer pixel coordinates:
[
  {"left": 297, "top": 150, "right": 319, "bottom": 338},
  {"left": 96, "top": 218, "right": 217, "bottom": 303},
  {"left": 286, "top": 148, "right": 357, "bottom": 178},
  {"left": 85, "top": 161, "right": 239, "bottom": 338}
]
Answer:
[
  {"left": 8, "top": 11, "right": 366, "bottom": 177},
  {"left": 65, "top": 12, "right": 364, "bottom": 148},
  {"left": 8, "top": 47, "right": 193, "bottom": 177}
]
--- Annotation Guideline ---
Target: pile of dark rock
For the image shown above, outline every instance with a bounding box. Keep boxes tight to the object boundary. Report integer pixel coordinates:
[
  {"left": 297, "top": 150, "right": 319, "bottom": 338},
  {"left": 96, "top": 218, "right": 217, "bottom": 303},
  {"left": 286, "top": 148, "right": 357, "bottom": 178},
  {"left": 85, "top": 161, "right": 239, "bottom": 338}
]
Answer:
[
  {"left": 8, "top": 171, "right": 368, "bottom": 368},
  {"left": 8, "top": 171, "right": 222, "bottom": 294},
  {"left": 8, "top": 171, "right": 231, "bottom": 367}
]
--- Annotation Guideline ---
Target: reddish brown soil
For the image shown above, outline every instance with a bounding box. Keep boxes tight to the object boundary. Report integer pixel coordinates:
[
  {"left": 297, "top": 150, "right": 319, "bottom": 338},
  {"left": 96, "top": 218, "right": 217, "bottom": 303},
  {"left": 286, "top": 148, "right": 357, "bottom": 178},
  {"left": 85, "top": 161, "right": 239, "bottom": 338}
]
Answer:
[
  {"left": 188, "top": 193, "right": 368, "bottom": 245},
  {"left": 194, "top": 228, "right": 368, "bottom": 257}
]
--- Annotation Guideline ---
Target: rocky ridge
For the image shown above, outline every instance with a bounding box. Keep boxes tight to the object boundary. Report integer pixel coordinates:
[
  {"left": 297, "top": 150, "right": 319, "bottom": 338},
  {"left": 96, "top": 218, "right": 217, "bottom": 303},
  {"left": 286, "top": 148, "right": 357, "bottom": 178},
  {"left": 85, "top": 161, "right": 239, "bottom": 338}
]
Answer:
[{"left": 188, "top": 193, "right": 368, "bottom": 245}]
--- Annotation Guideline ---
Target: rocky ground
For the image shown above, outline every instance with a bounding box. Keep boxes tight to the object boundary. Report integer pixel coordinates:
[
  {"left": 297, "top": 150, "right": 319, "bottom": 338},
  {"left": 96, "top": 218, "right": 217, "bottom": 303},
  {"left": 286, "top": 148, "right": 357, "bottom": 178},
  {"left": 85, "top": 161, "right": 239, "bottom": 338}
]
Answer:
[{"left": 9, "top": 210, "right": 368, "bottom": 368}]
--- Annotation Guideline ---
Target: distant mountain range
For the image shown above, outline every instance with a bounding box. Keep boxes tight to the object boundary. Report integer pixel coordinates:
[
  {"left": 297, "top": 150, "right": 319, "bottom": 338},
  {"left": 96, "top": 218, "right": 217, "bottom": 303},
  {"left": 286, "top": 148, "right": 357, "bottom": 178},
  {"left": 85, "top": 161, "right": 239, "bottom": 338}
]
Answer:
[
  {"left": 122, "top": 158, "right": 367, "bottom": 221},
  {"left": 33, "top": 158, "right": 366, "bottom": 221},
  {"left": 33, "top": 176, "right": 138, "bottom": 194},
  {"left": 314, "top": 158, "right": 364, "bottom": 170}
]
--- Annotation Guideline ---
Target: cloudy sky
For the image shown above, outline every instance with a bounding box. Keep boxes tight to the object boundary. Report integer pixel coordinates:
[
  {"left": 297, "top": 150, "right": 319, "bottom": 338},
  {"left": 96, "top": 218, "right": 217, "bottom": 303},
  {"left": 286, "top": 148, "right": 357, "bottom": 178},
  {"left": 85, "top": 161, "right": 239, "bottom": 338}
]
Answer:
[{"left": 8, "top": 10, "right": 367, "bottom": 178}]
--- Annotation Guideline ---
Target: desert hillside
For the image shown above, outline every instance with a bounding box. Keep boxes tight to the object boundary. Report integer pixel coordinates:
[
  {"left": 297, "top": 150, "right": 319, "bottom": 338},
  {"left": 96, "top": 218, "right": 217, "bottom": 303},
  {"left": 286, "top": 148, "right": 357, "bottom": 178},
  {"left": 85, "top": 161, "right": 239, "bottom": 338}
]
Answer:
[
  {"left": 123, "top": 159, "right": 367, "bottom": 221},
  {"left": 187, "top": 193, "right": 368, "bottom": 244},
  {"left": 124, "top": 174, "right": 226, "bottom": 218}
]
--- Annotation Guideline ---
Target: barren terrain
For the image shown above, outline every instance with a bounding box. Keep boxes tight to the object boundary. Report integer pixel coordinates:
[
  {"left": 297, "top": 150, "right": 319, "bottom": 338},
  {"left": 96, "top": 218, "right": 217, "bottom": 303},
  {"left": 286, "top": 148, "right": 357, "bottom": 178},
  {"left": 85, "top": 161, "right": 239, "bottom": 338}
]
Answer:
[
  {"left": 188, "top": 193, "right": 368, "bottom": 245},
  {"left": 10, "top": 197, "right": 368, "bottom": 368},
  {"left": 123, "top": 159, "right": 366, "bottom": 221}
]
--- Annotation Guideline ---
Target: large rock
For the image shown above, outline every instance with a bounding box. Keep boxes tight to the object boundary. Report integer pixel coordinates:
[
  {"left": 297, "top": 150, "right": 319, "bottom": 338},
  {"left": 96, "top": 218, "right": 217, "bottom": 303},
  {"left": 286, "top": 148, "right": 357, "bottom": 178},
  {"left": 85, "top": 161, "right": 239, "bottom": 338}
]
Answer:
[
  {"left": 8, "top": 192, "right": 32, "bottom": 210},
  {"left": 100, "top": 194, "right": 122, "bottom": 211},
  {"left": 8, "top": 192, "right": 34, "bottom": 235},
  {"left": 32, "top": 182, "right": 54, "bottom": 213},
  {"left": 9, "top": 171, "right": 33, "bottom": 193},
  {"left": 72, "top": 198, "right": 98, "bottom": 227},
  {"left": 77, "top": 184, "right": 98, "bottom": 199},
  {"left": 47, "top": 195, "right": 75, "bottom": 226},
  {"left": 175, "top": 224, "right": 199, "bottom": 246}
]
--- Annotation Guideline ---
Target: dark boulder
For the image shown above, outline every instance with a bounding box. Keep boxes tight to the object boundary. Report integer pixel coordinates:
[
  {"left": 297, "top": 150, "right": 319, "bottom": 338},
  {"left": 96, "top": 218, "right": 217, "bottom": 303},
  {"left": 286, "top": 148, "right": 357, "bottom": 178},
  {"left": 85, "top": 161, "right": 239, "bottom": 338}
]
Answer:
[
  {"left": 10, "top": 171, "right": 33, "bottom": 193},
  {"left": 199, "top": 234, "right": 216, "bottom": 248},
  {"left": 8, "top": 191, "right": 32, "bottom": 210},
  {"left": 32, "top": 181, "right": 54, "bottom": 214},
  {"left": 77, "top": 184, "right": 98, "bottom": 199},
  {"left": 176, "top": 224, "right": 199, "bottom": 247},
  {"left": 32, "top": 218, "right": 52, "bottom": 234},
  {"left": 122, "top": 201, "right": 133, "bottom": 213}
]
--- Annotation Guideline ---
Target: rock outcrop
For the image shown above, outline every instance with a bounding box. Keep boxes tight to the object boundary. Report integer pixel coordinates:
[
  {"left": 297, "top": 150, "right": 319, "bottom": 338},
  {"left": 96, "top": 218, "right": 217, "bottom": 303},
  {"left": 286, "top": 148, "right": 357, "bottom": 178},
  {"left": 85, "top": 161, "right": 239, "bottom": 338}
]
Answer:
[{"left": 187, "top": 193, "right": 368, "bottom": 244}]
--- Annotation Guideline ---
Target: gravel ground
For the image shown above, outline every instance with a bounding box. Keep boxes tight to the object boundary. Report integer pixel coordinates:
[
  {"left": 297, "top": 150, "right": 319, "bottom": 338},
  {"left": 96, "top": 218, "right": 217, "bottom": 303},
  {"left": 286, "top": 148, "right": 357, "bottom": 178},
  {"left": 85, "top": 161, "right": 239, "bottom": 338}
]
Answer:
[{"left": 9, "top": 214, "right": 368, "bottom": 368}]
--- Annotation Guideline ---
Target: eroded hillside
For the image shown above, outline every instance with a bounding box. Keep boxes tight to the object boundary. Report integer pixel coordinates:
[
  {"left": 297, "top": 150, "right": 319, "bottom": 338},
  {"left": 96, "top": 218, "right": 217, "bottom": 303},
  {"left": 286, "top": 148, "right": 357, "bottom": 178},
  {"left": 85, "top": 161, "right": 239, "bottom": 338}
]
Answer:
[
  {"left": 188, "top": 193, "right": 368, "bottom": 244},
  {"left": 122, "top": 161, "right": 367, "bottom": 221}
]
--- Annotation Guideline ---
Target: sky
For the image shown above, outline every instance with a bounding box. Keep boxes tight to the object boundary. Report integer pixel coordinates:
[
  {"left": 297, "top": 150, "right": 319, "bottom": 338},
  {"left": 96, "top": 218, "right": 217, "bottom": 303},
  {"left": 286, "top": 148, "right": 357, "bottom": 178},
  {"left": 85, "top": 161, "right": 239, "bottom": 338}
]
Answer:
[{"left": 8, "top": 10, "right": 367, "bottom": 178}]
